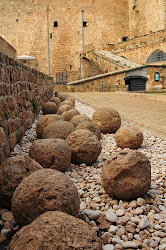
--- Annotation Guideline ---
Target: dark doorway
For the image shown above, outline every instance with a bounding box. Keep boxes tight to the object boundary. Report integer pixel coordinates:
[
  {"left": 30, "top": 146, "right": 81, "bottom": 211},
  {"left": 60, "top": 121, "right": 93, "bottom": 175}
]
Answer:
[{"left": 124, "top": 76, "right": 148, "bottom": 91}]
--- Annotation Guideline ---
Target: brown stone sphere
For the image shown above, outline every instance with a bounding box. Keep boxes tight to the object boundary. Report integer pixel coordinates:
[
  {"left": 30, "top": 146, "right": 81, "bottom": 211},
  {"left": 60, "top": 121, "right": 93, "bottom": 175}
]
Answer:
[
  {"left": 58, "top": 104, "right": 73, "bottom": 115},
  {"left": 29, "top": 139, "right": 71, "bottom": 172},
  {"left": 70, "top": 114, "right": 91, "bottom": 127},
  {"left": 92, "top": 107, "right": 121, "bottom": 133},
  {"left": 36, "top": 114, "right": 64, "bottom": 139},
  {"left": 42, "top": 102, "right": 58, "bottom": 115},
  {"left": 115, "top": 125, "right": 143, "bottom": 149},
  {"left": 66, "top": 129, "right": 102, "bottom": 165},
  {"left": 50, "top": 96, "right": 61, "bottom": 106},
  {"left": 11, "top": 169, "right": 80, "bottom": 227},
  {"left": 57, "top": 93, "right": 68, "bottom": 102},
  {"left": 101, "top": 149, "right": 151, "bottom": 201},
  {"left": 62, "top": 108, "right": 80, "bottom": 122},
  {"left": 8, "top": 211, "right": 102, "bottom": 250},
  {"left": 76, "top": 121, "right": 101, "bottom": 140},
  {"left": 0, "top": 155, "right": 42, "bottom": 209},
  {"left": 59, "top": 100, "right": 74, "bottom": 107},
  {"left": 66, "top": 97, "right": 75, "bottom": 105},
  {"left": 43, "top": 120, "right": 75, "bottom": 140}
]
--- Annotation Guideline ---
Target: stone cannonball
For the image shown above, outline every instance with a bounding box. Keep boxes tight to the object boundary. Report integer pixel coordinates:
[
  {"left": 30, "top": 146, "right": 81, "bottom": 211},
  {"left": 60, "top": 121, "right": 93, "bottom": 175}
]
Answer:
[
  {"left": 76, "top": 121, "right": 101, "bottom": 140},
  {"left": 70, "top": 114, "right": 91, "bottom": 127},
  {"left": 62, "top": 108, "right": 80, "bottom": 122},
  {"left": 115, "top": 125, "right": 143, "bottom": 149},
  {"left": 11, "top": 169, "right": 80, "bottom": 227},
  {"left": 0, "top": 155, "right": 42, "bottom": 209},
  {"left": 29, "top": 139, "right": 71, "bottom": 172},
  {"left": 59, "top": 100, "right": 74, "bottom": 107},
  {"left": 36, "top": 114, "right": 64, "bottom": 139},
  {"left": 101, "top": 149, "right": 151, "bottom": 201},
  {"left": 43, "top": 120, "right": 75, "bottom": 140},
  {"left": 57, "top": 93, "right": 68, "bottom": 102},
  {"left": 8, "top": 211, "right": 102, "bottom": 250},
  {"left": 58, "top": 104, "right": 73, "bottom": 115},
  {"left": 92, "top": 107, "right": 121, "bottom": 133},
  {"left": 66, "top": 97, "right": 75, "bottom": 105},
  {"left": 66, "top": 129, "right": 102, "bottom": 165},
  {"left": 50, "top": 97, "right": 61, "bottom": 106},
  {"left": 42, "top": 102, "right": 58, "bottom": 115}
]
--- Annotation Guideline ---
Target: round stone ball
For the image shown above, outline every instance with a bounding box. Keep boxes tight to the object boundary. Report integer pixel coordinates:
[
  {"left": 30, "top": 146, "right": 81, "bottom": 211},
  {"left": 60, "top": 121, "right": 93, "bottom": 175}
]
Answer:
[
  {"left": 66, "top": 129, "right": 102, "bottom": 165},
  {"left": 43, "top": 120, "right": 75, "bottom": 140},
  {"left": 50, "top": 97, "right": 61, "bottom": 106},
  {"left": 29, "top": 139, "right": 71, "bottom": 172},
  {"left": 59, "top": 100, "right": 74, "bottom": 107},
  {"left": 62, "top": 108, "right": 80, "bottom": 121},
  {"left": 76, "top": 121, "right": 101, "bottom": 140},
  {"left": 0, "top": 155, "right": 42, "bottom": 209},
  {"left": 36, "top": 114, "right": 64, "bottom": 139},
  {"left": 57, "top": 93, "right": 68, "bottom": 102},
  {"left": 115, "top": 125, "right": 143, "bottom": 149},
  {"left": 58, "top": 104, "right": 73, "bottom": 115},
  {"left": 92, "top": 107, "right": 121, "bottom": 133},
  {"left": 101, "top": 149, "right": 151, "bottom": 201},
  {"left": 66, "top": 97, "right": 75, "bottom": 105},
  {"left": 11, "top": 169, "right": 80, "bottom": 227},
  {"left": 8, "top": 211, "right": 102, "bottom": 250},
  {"left": 71, "top": 114, "right": 91, "bottom": 127},
  {"left": 42, "top": 102, "right": 58, "bottom": 115}
]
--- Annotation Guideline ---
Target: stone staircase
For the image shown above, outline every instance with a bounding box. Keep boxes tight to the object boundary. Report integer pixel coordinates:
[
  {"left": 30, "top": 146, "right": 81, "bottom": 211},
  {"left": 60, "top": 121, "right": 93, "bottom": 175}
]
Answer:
[{"left": 95, "top": 50, "right": 142, "bottom": 69}]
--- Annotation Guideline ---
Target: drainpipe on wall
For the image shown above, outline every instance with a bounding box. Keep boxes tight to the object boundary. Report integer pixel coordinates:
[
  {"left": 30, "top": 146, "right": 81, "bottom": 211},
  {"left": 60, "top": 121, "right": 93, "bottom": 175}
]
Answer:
[
  {"left": 82, "top": 9, "right": 84, "bottom": 54},
  {"left": 47, "top": 6, "right": 51, "bottom": 76}
]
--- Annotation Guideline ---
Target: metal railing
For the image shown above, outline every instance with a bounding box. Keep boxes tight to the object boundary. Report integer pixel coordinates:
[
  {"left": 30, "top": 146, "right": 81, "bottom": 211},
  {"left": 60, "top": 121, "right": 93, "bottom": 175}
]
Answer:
[
  {"left": 98, "top": 81, "right": 128, "bottom": 92},
  {"left": 56, "top": 72, "right": 68, "bottom": 85}
]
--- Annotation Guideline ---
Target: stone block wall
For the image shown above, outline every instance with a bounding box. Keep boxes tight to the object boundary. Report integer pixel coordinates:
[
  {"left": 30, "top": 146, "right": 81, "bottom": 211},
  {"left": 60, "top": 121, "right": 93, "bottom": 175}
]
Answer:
[
  {"left": 0, "top": 37, "right": 17, "bottom": 59},
  {"left": 0, "top": 52, "right": 54, "bottom": 164}
]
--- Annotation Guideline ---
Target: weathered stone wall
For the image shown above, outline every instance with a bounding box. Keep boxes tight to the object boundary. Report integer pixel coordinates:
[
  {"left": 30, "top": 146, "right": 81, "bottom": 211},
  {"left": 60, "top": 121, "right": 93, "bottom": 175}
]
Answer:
[
  {"left": 129, "top": 0, "right": 166, "bottom": 38},
  {"left": 0, "top": 37, "right": 17, "bottom": 59},
  {"left": 0, "top": 0, "right": 129, "bottom": 81},
  {"left": 67, "top": 65, "right": 166, "bottom": 92},
  {"left": 0, "top": 52, "right": 54, "bottom": 164},
  {"left": 112, "top": 30, "right": 166, "bottom": 64}
]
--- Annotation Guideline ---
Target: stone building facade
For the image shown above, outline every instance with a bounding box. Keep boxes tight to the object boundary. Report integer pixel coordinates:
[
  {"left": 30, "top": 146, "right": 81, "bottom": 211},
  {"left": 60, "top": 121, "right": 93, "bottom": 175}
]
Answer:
[{"left": 0, "top": 0, "right": 166, "bottom": 82}]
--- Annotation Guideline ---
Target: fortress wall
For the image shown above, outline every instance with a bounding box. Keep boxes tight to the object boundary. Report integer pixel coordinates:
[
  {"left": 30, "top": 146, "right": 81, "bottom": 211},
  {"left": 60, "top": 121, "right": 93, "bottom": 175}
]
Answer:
[
  {"left": 0, "top": 0, "right": 129, "bottom": 81},
  {"left": 0, "top": 37, "right": 17, "bottom": 59},
  {"left": 112, "top": 30, "right": 166, "bottom": 64},
  {"left": 0, "top": 51, "right": 54, "bottom": 164},
  {"left": 129, "top": 0, "right": 166, "bottom": 38}
]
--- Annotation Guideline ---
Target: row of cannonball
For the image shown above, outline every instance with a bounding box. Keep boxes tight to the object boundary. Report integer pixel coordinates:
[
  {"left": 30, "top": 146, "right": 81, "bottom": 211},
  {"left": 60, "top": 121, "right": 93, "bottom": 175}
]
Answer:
[{"left": 0, "top": 92, "right": 151, "bottom": 249}]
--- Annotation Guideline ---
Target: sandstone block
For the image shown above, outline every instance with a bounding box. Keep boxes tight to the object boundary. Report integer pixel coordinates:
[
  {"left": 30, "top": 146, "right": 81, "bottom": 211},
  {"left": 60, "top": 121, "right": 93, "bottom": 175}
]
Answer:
[{"left": 42, "top": 101, "right": 58, "bottom": 115}]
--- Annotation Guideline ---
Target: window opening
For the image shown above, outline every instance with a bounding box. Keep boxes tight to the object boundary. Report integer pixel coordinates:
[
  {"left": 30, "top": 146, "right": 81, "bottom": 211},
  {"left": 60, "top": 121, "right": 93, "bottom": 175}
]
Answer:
[
  {"left": 54, "top": 21, "right": 58, "bottom": 27},
  {"left": 83, "top": 21, "right": 87, "bottom": 27}
]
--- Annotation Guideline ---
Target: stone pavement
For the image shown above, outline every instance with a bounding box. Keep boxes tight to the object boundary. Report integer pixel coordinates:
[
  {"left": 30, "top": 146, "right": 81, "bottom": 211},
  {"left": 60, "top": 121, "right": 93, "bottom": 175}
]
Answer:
[{"left": 67, "top": 92, "right": 166, "bottom": 140}]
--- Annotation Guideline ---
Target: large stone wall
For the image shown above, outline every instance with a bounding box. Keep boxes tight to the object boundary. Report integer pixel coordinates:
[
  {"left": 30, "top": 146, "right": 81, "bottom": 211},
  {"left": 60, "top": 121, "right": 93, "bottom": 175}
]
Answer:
[
  {"left": 112, "top": 30, "right": 166, "bottom": 64},
  {"left": 0, "top": 52, "right": 54, "bottom": 164},
  {"left": 129, "top": 0, "right": 166, "bottom": 38},
  {"left": 0, "top": 37, "right": 17, "bottom": 59},
  {"left": 0, "top": 0, "right": 129, "bottom": 81}
]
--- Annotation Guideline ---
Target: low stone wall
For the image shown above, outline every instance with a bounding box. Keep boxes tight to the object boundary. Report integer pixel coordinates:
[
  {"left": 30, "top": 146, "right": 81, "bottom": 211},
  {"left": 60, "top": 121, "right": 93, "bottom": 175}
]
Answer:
[{"left": 0, "top": 52, "right": 54, "bottom": 164}]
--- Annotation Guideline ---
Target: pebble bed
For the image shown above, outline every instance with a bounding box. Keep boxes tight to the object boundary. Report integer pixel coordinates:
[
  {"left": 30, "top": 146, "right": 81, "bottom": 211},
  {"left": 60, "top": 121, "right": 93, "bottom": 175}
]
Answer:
[{"left": 1, "top": 100, "right": 166, "bottom": 250}]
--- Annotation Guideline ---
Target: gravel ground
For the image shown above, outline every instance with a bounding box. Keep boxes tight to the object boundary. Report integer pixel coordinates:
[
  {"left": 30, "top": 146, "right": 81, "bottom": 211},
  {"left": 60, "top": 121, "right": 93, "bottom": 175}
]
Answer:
[{"left": 1, "top": 100, "right": 166, "bottom": 250}]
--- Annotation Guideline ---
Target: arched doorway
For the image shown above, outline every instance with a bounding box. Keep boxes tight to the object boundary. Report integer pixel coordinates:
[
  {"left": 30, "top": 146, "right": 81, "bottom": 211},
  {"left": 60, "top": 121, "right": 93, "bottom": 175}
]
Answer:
[
  {"left": 146, "top": 50, "right": 166, "bottom": 63},
  {"left": 124, "top": 76, "right": 148, "bottom": 91}
]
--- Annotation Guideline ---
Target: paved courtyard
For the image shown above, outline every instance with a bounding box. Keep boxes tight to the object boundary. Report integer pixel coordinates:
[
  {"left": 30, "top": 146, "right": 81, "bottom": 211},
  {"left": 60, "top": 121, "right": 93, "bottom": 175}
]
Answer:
[{"left": 67, "top": 92, "right": 166, "bottom": 140}]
